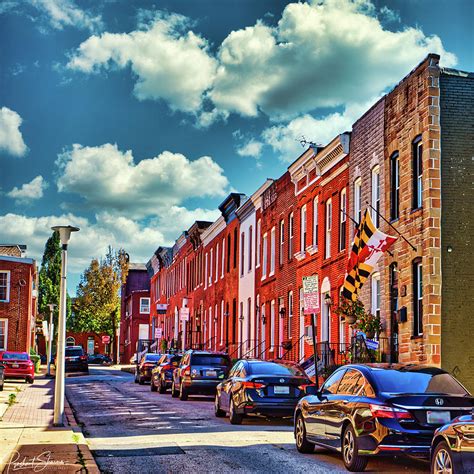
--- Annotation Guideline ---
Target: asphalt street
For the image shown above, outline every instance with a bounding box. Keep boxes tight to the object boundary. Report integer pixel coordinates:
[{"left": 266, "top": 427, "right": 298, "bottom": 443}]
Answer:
[{"left": 65, "top": 366, "right": 429, "bottom": 474}]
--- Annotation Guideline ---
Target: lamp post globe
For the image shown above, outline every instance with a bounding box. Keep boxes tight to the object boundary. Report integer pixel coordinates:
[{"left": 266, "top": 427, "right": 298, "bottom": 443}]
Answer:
[{"left": 51, "top": 225, "right": 79, "bottom": 426}]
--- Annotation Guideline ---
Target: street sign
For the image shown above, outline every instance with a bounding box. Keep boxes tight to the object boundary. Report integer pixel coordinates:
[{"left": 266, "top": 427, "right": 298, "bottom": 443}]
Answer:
[
  {"left": 179, "top": 307, "right": 190, "bottom": 321},
  {"left": 366, "top": 339, "right": 379, "bottom": 350},
  {"left": 42, "top": 321, "right": 49, "bottom": 341},
  {"left": 303, "top": 275, "right": 319, "bottom": 314},
  {"left": 157, "top": 303, "right": 168, "bottom": 314},
  {"left": 154, "top": 328, "right": 162, "bottom": 339},
  {"left": 101, "top": 335, "right": 111, "bottom": 344}
]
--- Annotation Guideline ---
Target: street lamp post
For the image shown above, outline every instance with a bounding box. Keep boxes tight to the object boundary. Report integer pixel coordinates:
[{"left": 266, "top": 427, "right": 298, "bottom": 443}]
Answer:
[
  {"left": 51, "top": 225, "right": 79, "bottom": 427},
  {"left": 46, "top": 303, "right": 56, "bottom": 377}
]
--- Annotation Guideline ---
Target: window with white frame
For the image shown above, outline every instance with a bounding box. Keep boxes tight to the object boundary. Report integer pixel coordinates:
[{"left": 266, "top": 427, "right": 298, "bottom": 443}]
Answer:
[
  {"left": 354, "top": 177, "right": 362, "bottom": 224},
  {"left": 221, "top": 238, "right": 225, "bottom": 278},
  {"left": 371, "top": 166, "right": 380, "bottom": 227},
  {"left": 248, "top": 225, "right": 253, "bottom": 272},
  {"left": 208, "top": 306, "right": 212, "bottom": 347},
  {"left": 288, "top": 212, "right": 294, "bottom": 259},
  {"left": 215, "top": 243, "right": 219, "bottom": 282},
  {"left": 270, "top": 300, "right": 275, "bottom": 347},
  {"left": 413, "top": 259, "right": 423, "bottom": 336},
  {"left": 209, "top": 248, "right": 213, "bottom": 285},
  {"left": 279, "top": 220, "right": 284, "bottom": 266},
  {"left": 214, "top": 304, "right": 218, "bottom": 348},
  {"left": 256, "top": 219, "right": 261, "bottom": 267},
  {"left": 371, "top": 273, "right": 381, "bottom": 320},
  {"left": 413, "top": 136, "right": 423, "bottom": 209},
  {"left": 288, "top": 291, "right": 293, "bottom": 339},
  {"left": 270, "top": 227, "right": 276, "bottom": 275},
  {"left": 390, "top": 152, "right": 400, "bottom": 220},
  {"left": 247, "top": 297, "right": 252, "bottom": 342},
  {"left": 325, "top": 199, "right": 332, "bottom": 258},
  {"left": 262, "top": 233, "right": 268, "bottom": 279},
  {"left": 240, "top": 231, "right": 245, "bottom": 277},
  {"left": 339, "top": 188, "right": 347, "bottom": 251},
  {"left": 140, "top": 297, "right": 150, "bottom": 314},
  {"left": 204, "top": 252, "right": 208, "bottom": 289},
  {"left": 0, "top": 271, "right": 10, "bottom": 302},
  {"left": 313, "top": 197, "right": 318, "bottom": 248},
  {"left": 339, "top": 287, "right": 345, "bottom": 345},
  {"left": 0, "top": 319, "right": 7, "bottom": 351},
  {"left": 220, "top": 300, "right": 224, "bottom": 344},
  {"left": 300, "top": 204, "right": 307, "bottom": 252}
]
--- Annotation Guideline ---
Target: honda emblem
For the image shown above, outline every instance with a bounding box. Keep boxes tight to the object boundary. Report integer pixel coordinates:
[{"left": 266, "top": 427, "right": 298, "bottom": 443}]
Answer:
[{"left": 435, "top": 398, "right": 444, "bottom": 406}]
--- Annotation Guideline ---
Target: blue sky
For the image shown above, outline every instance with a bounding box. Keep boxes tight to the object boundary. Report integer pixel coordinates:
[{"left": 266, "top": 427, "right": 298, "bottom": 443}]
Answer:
[{"left": 0, "top": 0, "right": 472, "bottom": 292}]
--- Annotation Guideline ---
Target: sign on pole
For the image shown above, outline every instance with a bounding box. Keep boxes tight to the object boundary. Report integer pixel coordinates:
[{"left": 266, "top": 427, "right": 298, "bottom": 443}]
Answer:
[
  {"left": 156, "top": 303, "right": 168, "bottom": 314},
  {"left": 154, "top": 328, "right": 162, "bottom": 339},
  {"left": 303, "top": 275, "right": 319, "bottom": 315},
  {"left": 101, "top": 335, "right": 111, "bottom": 344},
  {"left": 42, "top": 321, "right": 49, "bottom": 341},
  {"left": 179, "top": 307, "right": 190, "bottom": 321}
]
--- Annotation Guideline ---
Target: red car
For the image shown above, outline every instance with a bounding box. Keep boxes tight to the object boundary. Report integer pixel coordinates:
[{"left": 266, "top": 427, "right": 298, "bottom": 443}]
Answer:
[{"left": 0, "top": 352, "right": 35, "bottom": 384}]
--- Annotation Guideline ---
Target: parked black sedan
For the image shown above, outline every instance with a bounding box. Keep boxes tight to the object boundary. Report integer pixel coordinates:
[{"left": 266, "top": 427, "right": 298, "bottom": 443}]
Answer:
[
  {"left": 294, "top": 364, "right": 473, "bottom": 472},
  {"left": 150, "top": 353, "right": 182, "bottom": 393},
  {"left": 215, "top": 359, "right": 311, "bottom": 424},
  {"left": 135, "top": 353, "right": 162, "bottom": 384},
  {"left": 431, "top": 413, "right": 474, "bottom": 474}
]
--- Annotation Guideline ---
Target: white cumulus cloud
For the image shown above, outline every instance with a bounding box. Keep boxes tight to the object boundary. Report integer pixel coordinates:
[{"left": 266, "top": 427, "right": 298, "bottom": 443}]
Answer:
[
  {"left": 55, "top": 143, "right": 229, "bottom": 218},
  {"left": 0, "top": 107, "right": 28, "bottom": 157},
  {"left": 7, "top": 175, "right": 48, "bottom": 203},
  {"left": 67, "top": 12, "right": 217, "bottom": 113}
]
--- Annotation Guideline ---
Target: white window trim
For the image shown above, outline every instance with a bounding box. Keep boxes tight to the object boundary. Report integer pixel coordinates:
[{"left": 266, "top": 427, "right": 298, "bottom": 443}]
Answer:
[
  {"left": 270, "top": 300, "right": 275, "bottom": 347},
  {"left": 204, "top": 253, "right": 208, "bottom": 289},
  {"left": 300, "top": 204, "right": 307, "bottom": 253},
  {"left": 288, "top": 291, "right": 293, "bottom": 339},
  {"left": 312, "top": 197, "right": 318, "bottom": 250},
  {"left": 371, "top": 166, "right": 380, "bottom": 226},
  {"left": 209, "top": 248, "right": 213, "bottom": 286},
  {"left": 248, "top": 226, "right": 253, "bottom": 272},
  {"left": 221, "top": 238, "right": 225, "bottom": 279},
  {"left": 325, "top": 198, "right": 332, "bottom": 259},
  {"left": 0, "top": 319, "right": 8, "bottom": 351},
  {"left": 256, "top": 220, "right": 261, "bottom": 268},
  {"left": 340, "top": 188, "right": 347, "bottom": 251},
  {"left": 262, "top": 233, "right": 268, "bottom": 280},
  {"left": 240, "top": 231, "right": 245, "bottom": 277},
  {"left": 371, "top": 273, "right": 380, "bottom": 317},
  {"left": 139, "top": 297, "right": 150, "bottom": 314},
  {"left": 269, "top": 227, "right": 276, "bottom": 276},
  {"left": 215, "top": 243, "right": 219, "bottom": 283},
  {"left": 354, "top": 177, "right": 362, "bottom": 225},
  {"left": 0, "top": 270, "right": 11, "bottom": 303},
  {"left": 220, "top": 300, "right": 224, "bottom": 344}
]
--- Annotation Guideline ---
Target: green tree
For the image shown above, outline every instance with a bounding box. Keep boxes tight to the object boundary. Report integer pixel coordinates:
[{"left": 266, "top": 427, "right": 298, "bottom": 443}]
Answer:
[{"left": 71, "top": 247, "right": 129, "bottom": 361}]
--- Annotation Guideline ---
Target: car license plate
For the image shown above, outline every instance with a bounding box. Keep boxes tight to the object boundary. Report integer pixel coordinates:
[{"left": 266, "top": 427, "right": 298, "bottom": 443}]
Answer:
[
  {"left": 206, "top": 370, "right": 217, "bottom": 377},
  {"left": 274, "top": 386, "right": 290, "bottom": 394},
  {"left": 427, "top": 410, "right": 451, "bottom": 424}
]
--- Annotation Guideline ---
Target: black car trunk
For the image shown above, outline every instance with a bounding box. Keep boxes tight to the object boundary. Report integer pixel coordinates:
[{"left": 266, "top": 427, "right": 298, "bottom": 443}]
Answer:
[{"left": 249, "top": 375, "right": 309, "bottom": 398}]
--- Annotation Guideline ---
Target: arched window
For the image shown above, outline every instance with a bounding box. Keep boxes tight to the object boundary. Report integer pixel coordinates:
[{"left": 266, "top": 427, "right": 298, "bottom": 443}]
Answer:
[{"left": 413, "top": 135, "right": 423, "bottom": 209}]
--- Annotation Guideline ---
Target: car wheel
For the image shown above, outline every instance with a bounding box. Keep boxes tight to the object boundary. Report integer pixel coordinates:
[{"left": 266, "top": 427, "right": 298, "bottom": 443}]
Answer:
[
  {"left": 0, "top": 383, "right": 3, "bottom": 391},
  {"left": 342, "top": 424, "right": 368, "bottom": 472},
  {"left": 295, "top": 413, "right": 314, "bottom": 453},
  {"left": 179, "top": 382, "right": 188, "bottom": 401},
  {"left": 158, "top": 377, "right": 166, "bottom": 394},
  {"left": 171, "top": 381, "right": 179, "bottom": 398},
  {"left": 134, "top": 372, "right": 138, "bottom": 384},
  {"left": 138, "top": 375, "right": 145, "bottom": 385},
  {"left": 214, "top": 394, "right": 226, "bottom": 418},
  {"left": 432, "top": 440, "right": 455, "bottom": 474},
  {"left": 25, "top": 377, "right": 34, "bottom": 384},
  {"left": 229, "top": 398, "right": 243, "bottom": 425},
  {"left": 150, "top": 378, "right": 158, "bottom": 392}
]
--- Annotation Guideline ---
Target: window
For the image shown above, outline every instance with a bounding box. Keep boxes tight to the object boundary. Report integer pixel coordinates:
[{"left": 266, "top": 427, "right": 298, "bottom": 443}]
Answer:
[
  {"left": 288, "top": 291, "right": 293, "bottom": 339},
  {"left": 0, "top": 271, "right": 10, "bottom": 302},
  {"left": 270, "top": 227, "right": 276, "bottom": 275},
  {"left": 313, "top": 197, "right": 318, "bottom": 248},
  {"left": 413, "top": 136, "right": 423, "bottom": 209},
  {"left": 209, "top": 248, "right": 213, "bottom": 285},
  {"left": 371, "top": 273, "right": 381, "bottom": 320},
  {"left": 371, "top": 166, "right": 380, "bottom": 226},
  {"left": 279, "top": 220, "right": 284, "bottom": 266},
  {"left": 220, "top": 300, "right": 224, "bottom": 344},
  {"left": 288, "top": 212, "right": 294, "bottom": 259},
  {"left": 339, "top": 287, "right": 345, "bottom": 345},
  {"left": 226, "top": 235, "right": 231, "bottom": 273},
  {"left": 337, "top": 369, "right": 362, "bottom": 395},
  {"left": 270, "top": 300, "right": 275, "bottom": 346},
  {"left": 300, "top": 204, "right": 307, "bottom": 252},
  {"left": 215, "top": 243, "right": 219, "bottom": 282},
  {"left": 205, "top": 252, "right": 208, "bottom": 289},
  {"left": 208, "top": 306, "right": 213, "bottom": 347},
  {"left": 390, "top": 152, "right": 400, "bottom": 220},
  {"left": 240, "top": 232, "right": 245, "bottom": 276},
  {"left": 321, "top": 369, "right": 346, "bottom": 394},
  {"left": 140, "top": 297, "right": 150, "bottom": 314},
  {"left": 0, "top": 319, "right": 7, "bottom": 350},
  {"left": 256, "top": 220, "right": 261, "bottom": 267},
  {"left": 233, "top": 228, "right": 238, "bottom": 269},
  {"left": 262, "top": 233, "right": 268, "bottom": 279},
  {"left": 248, "top": 226, "right": 253, "bottom": 272},
  {"left": 247, "top": 297, "right": 252, "bottom": 342},
  {"left": 354, "top": 178, "right": 362, "bottom": 224},
  {"left": 221, "top": 238, "right": 225, "bottom": 278},
  {"left": 325, "top": 198, "right": 332, "bottom": 258},
  {"left": 413, "top": 259, "right": 423, "bottom": 336},
  {"left": 339, "top": 188, "right": 347, "bottom": 251}
]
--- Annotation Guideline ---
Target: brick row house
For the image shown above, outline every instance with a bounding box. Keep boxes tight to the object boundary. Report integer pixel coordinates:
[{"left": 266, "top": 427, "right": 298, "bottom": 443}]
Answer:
[
  {"left": 0, "top": 245, "right": 37, "bottom": 353},
  {"left": 144, "top": 54, "right": 473, "bottom": 391}
]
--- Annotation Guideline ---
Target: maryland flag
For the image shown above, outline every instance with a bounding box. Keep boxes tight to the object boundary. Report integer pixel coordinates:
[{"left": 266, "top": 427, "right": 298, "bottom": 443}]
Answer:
[{"left": 342, "top": 209, "right": 397, "bottom": 301}]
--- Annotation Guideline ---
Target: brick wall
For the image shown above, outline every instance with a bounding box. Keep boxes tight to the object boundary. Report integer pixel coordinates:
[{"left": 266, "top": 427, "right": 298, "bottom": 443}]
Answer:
[{"left": 439, "top": 70, "right": 474, "bottom": 392}]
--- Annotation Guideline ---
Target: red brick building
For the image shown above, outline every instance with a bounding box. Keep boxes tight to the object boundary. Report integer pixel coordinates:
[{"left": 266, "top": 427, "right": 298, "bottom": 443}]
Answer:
[
  {"left": 65, "top": 331, "right": 109, "bottom": 355},
  {"left": 0, "top": 245, "right": 37, "bottom": 353}
]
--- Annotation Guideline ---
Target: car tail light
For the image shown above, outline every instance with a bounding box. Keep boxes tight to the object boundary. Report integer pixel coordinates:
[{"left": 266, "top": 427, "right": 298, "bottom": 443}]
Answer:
[
  {"left": 143, "top": 362, "right": 155, "bottom": 368},
  {"left": 242, "top": 381, "right": 266, "bottom": 389},
  {"left": 162, "top": 364, "right": 173, "bottom": 371},
  {"left": 369, "top": 404, "right": 414, "bottom": 420},
  {"left": 182, "top": 365, "right": 191, "bottom": 376},
  {"left": 298, "top": 384, "right": 311, "bottom": 391},
  {"left": 80, "top": 355, "right": 87, "bottom": 361}
]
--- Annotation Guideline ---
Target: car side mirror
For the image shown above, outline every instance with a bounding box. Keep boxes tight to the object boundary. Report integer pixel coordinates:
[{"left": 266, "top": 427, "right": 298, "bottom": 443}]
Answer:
[{"left": 304, "top": 385, "right": 319, "bottom": 396}]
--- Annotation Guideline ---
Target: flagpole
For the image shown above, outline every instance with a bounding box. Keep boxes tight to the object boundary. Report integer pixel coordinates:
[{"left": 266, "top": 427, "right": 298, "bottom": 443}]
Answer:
[{"left": 366, "top": 203, "right": 417, "bottom": 252}]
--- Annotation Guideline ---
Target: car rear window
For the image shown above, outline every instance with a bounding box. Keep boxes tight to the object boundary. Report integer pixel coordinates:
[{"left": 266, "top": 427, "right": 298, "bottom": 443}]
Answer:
[
  {"left": 145, "top": 354, "right": 161, "bottom": 362},
  {"left": 170, "top": 355, "right": 182, "bottom": 363},
  {"left": 192, "top": 355, "right": 230, "bottom": 366},
  {"left": 248, "top": 362, "right": 306, "bottom": 376},
  {"left": 65, "top": 348, "right": 83, "bottom": 356},
  {"left": 2, "top": 353, "right": 29, "bottom": 360},
  {"left": 374, "top": 370, "right": 469, "bottom": 395}
]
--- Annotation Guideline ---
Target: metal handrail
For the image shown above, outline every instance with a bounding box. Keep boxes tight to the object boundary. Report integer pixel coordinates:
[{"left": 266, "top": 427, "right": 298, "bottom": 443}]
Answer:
[
  {"left": 241, "top": 340, "right": 265, "bottom": 359},
  {"left": 229, "top": 339, "right": 257, "bottom": 358}
]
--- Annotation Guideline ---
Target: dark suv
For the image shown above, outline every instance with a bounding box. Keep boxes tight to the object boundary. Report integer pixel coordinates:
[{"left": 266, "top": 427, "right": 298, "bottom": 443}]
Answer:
[
  {"left": 171, "top": 350, "right": 231, "bottom": 400},
  {"left": 64, "top": 346, "right": 89, "bottom": 373}
]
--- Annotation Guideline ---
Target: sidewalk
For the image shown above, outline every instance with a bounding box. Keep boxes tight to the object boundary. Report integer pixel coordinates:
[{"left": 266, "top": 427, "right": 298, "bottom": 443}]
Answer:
[{"left": 0, "top": 371, "right": 99, "bottom": 473}]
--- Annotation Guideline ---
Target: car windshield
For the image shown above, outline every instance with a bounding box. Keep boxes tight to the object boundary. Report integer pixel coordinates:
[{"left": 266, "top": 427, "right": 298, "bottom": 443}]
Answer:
[
  {"left": 192, "top": 355, "right": 230, "bottom": 366},
  {"left": 249, "top": 362, "right": 306, "bottom": 376},
  {"left": 2, "top": 353, "right": 29, "bottom": 360},
  {"left": 145, "top": 354, "right": 161, "bottom": 362},
  {"left": 374, "top": 369, "right": 469, "bottom": 395},
  {"left": 65, "top": 348, "right": 83, "bottom": 356}
]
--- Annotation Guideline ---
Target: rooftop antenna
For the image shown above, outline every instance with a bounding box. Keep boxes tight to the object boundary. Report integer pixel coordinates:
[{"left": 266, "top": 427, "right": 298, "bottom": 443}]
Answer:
[{"left": 298, "top": 135, "right": 320, "bottom": 149}]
